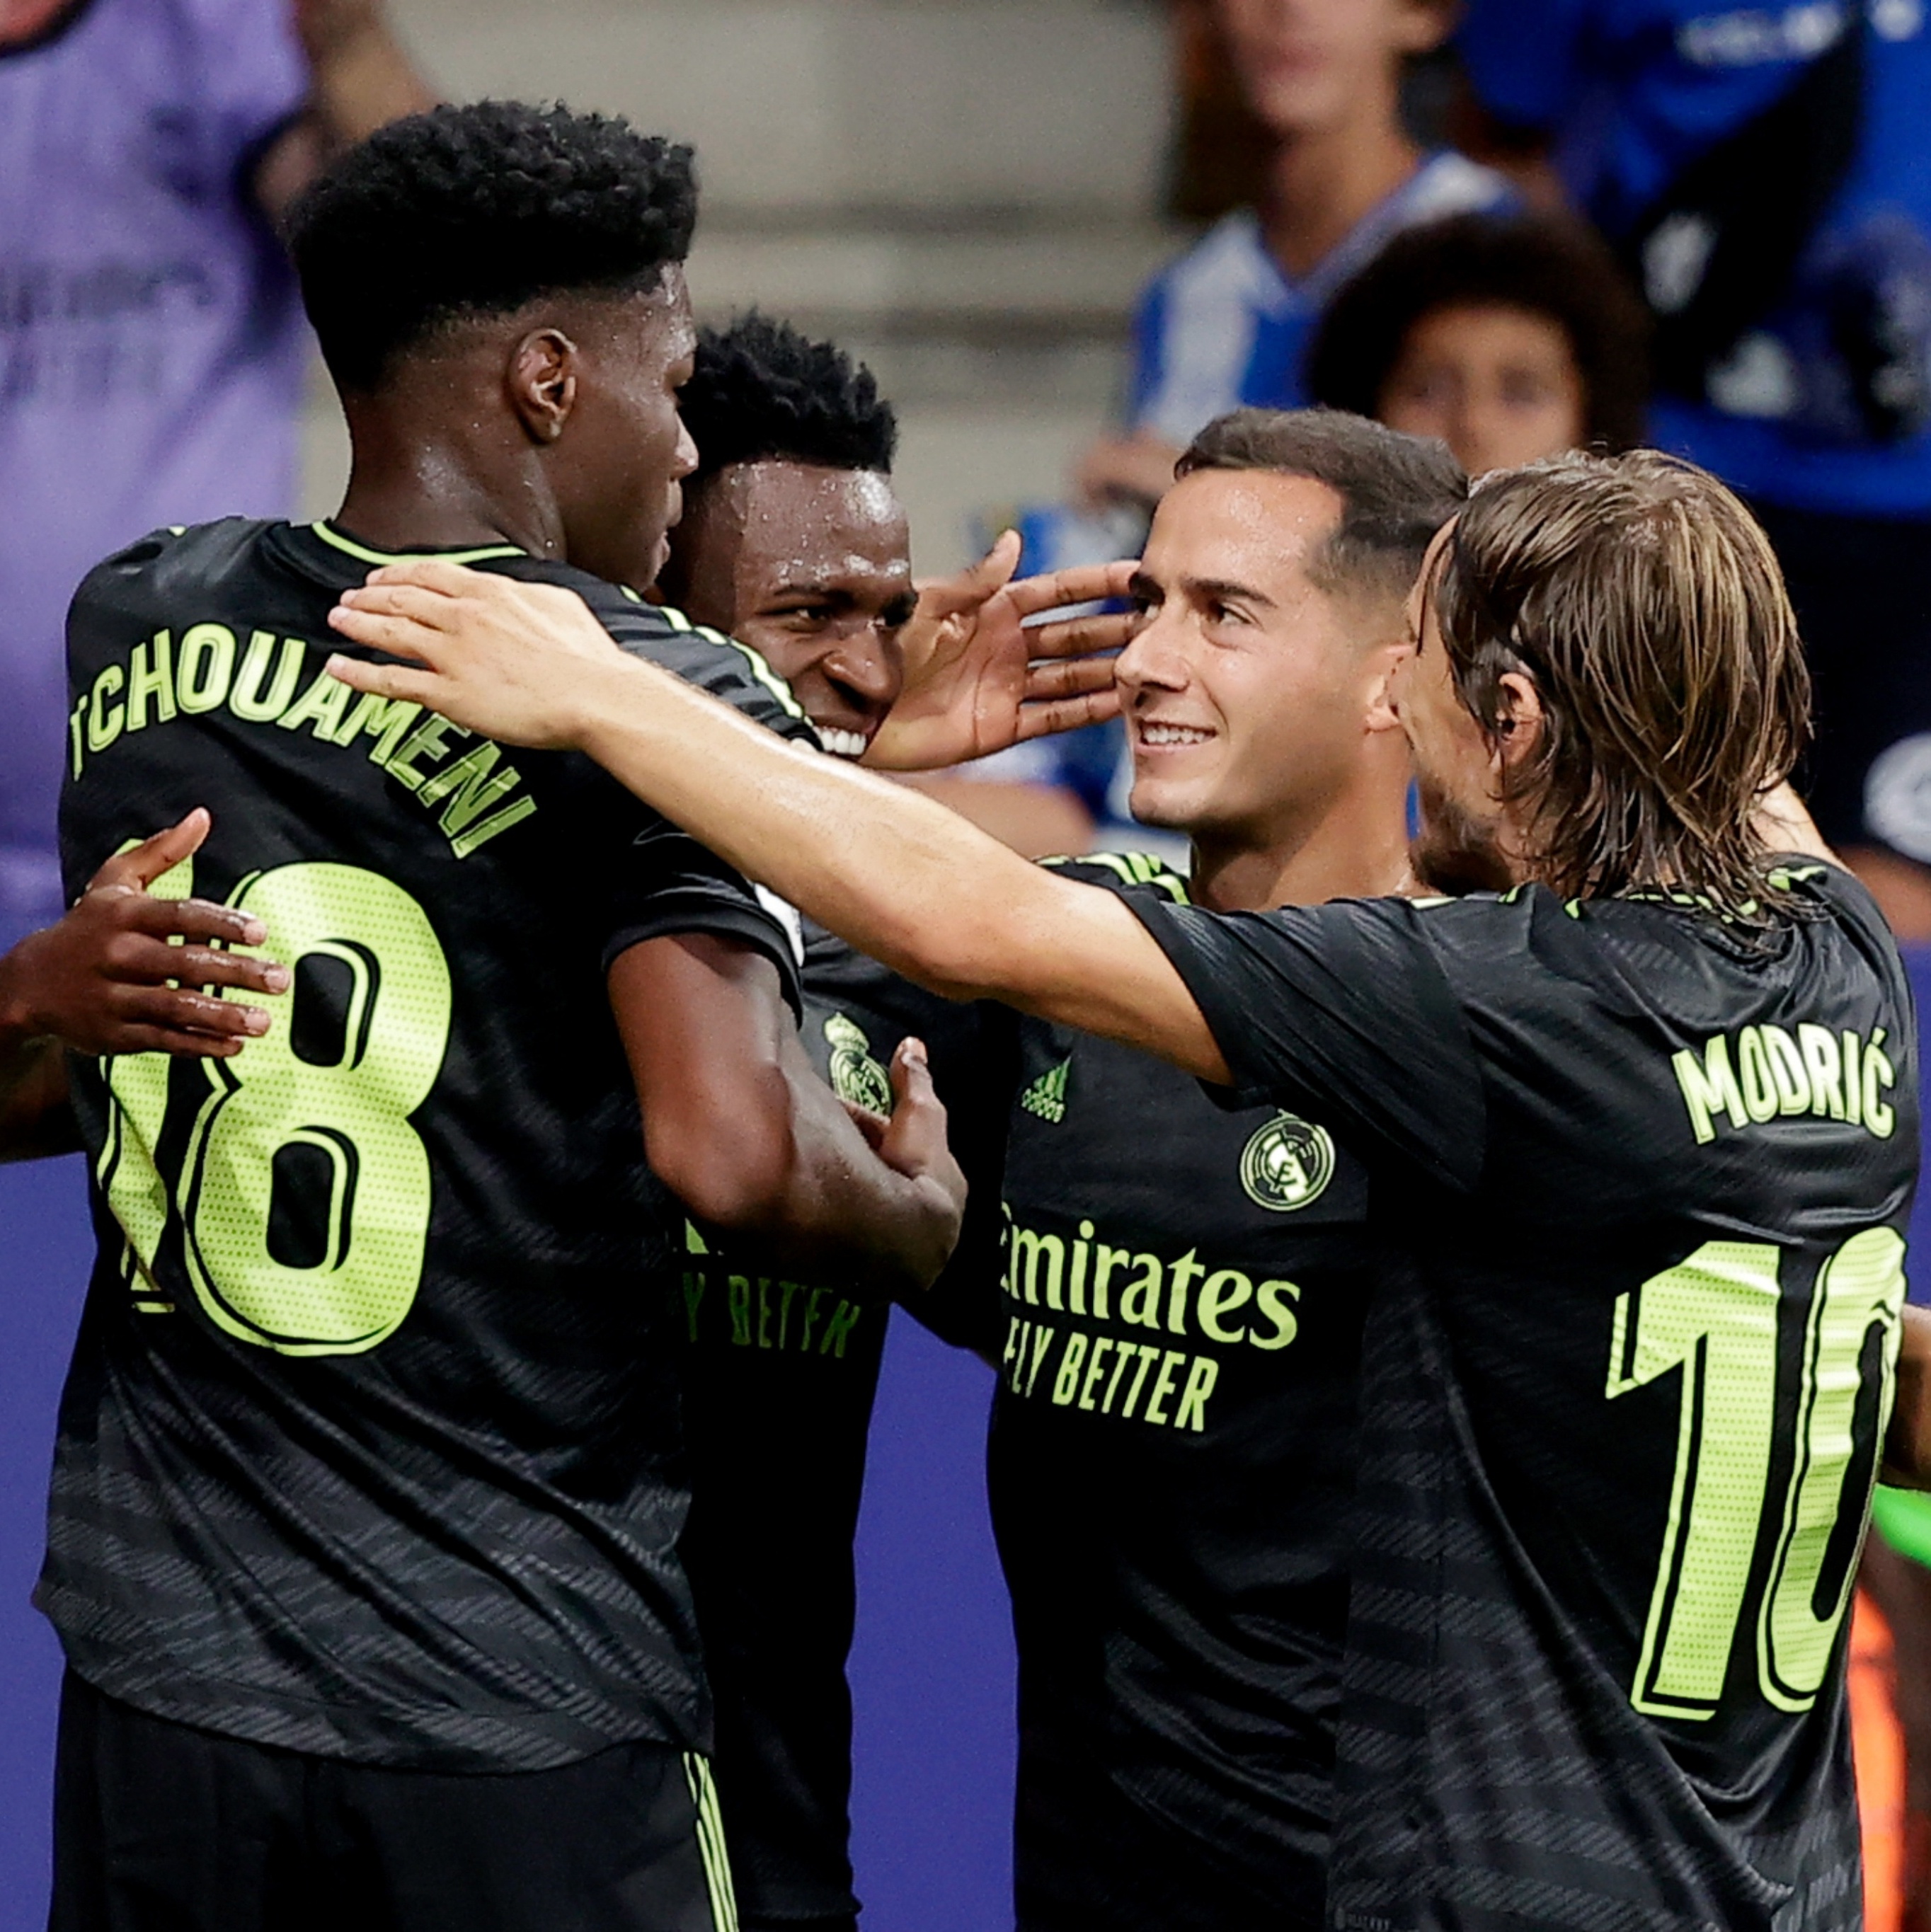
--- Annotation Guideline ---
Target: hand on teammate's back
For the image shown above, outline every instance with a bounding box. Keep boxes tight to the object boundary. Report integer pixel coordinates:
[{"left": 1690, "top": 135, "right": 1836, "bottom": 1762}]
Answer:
[{"left": 1, "top": 809, "right": 288, "bottom": 1059}]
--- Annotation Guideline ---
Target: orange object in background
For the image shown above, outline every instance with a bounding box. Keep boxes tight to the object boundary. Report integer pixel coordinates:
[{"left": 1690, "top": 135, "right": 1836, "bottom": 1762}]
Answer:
[{"left": 1856, "top": 1587, "right": 1907, "bottom": 1932}]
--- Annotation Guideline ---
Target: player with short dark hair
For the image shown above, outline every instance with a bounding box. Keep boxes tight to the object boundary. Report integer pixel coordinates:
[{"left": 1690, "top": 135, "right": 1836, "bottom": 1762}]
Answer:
[
  {"left": 983, "top": 407, "right": 1464, "bottom": 1931},
  {"left": 658, "top": 314, "right": 998, "bottom": 1932},
  {"left": 333, "top": 442, "right": 1918, "bottom": 1931},
  {"left": 47, "top": 102, "right": 965, "bottom": 1932}
]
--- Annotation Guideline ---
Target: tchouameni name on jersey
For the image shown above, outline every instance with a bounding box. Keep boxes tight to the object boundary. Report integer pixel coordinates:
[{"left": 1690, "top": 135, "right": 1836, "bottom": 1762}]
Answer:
[{"left": 67, "top": 622, "right": 534, "bottom": 860}]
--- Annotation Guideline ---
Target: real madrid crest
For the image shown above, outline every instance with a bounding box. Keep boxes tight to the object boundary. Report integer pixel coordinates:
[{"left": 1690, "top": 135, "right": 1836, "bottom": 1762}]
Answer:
[
  {"left": 1239, "top": 1112, "right": 1334, "bottom": 1212},
  {"left": 824, "top": 1011, "right": 893, "bottom": 1114}
]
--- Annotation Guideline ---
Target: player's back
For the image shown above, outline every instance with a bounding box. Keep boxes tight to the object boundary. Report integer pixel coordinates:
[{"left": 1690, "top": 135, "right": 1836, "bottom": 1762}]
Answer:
[
  {"left": 50, "top": 517, "right": 806, "bottom": 1773},
  {"left": 1128, "top": 863, "right": 1918, "bottom": 1931}
]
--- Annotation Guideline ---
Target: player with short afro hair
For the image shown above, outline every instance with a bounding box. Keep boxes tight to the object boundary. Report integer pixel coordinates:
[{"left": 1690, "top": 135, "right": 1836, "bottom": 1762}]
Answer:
[
  {"left": 287, "top": 100, "right": 697, "bottom": 393},
  {"left": 677, "top": 311, "right": 898, "bottom": 485}
]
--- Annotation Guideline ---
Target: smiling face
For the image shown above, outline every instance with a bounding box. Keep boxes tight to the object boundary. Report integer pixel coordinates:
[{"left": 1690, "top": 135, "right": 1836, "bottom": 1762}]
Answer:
[
  {"left": 1118, "top": 468, "right": 1406, "bottom": 848},
  {"left": 666, "top": 460, "right": 915, "bottom": 755},
  {"left": 1378, "top": 302, "right": 1588, "bottom": 476}
]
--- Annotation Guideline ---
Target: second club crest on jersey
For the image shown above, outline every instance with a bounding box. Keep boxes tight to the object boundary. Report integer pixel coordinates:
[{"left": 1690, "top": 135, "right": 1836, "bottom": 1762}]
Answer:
[
  {"left": 825, "top": 1013, "right": 892, "bottom": 1114},
  {"left": 1239, "top": 1114, "right": 1335, "bottom": 1212}
]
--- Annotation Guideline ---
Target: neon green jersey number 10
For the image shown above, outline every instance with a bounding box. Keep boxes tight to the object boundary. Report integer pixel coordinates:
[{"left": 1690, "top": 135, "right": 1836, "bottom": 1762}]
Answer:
[
  {"left": 98, "top": 858, "right": 452, "bottom": 1357},
  {"left": 1607, "top": 1227, "right": 1905, "bottom": 1720}
]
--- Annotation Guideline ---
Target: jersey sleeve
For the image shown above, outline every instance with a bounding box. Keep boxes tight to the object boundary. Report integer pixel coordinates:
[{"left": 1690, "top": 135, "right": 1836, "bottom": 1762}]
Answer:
[
  {"left": 1455, "top": 0, "right": 1593, "bottom": 132},
  {"left": 1126, "top": 894, "right": 1489, "bottom": 1192},
  {"left": 594, "top": 808, "right": 803, "bottom": 1015}
]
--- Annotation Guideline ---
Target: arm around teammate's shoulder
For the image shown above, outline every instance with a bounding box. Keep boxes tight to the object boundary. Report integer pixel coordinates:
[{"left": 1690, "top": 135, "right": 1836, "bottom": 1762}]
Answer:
[{"left": 610, "top": 932, "right": 964, "bottom": 1298}]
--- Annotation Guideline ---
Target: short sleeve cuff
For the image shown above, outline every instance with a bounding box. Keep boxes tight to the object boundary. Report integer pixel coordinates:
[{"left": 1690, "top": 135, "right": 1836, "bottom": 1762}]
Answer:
[{"left": 604, "top": 892, "right": 805, "bottom": 1020}]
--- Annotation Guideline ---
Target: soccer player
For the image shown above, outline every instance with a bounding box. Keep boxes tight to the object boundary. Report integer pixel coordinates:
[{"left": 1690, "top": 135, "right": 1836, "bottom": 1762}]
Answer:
[
  {"left": 985, "top": 410, "right": 1460, "bottom": 1931},
  {"left": 333, "top": 443, "right": 1918, "bottom": 1929},
  {"left": 657, "top": 314, "right": 1017, "bottom": 1932},
  {"left": 50, "top": 103, "right": 965, "bottom": 1932},
  {"left": 1, "top": 810, "right": 288, "bottom": 1158}
]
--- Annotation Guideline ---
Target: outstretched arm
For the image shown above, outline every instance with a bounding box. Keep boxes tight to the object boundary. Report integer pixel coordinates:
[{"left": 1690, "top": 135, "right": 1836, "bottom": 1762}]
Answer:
[{"left": 328, "top": 564, "right": 1228, "bottom": 1083}]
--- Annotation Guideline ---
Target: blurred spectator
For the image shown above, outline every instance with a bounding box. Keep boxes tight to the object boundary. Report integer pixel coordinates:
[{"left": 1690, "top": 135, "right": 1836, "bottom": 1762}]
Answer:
[
  {"left": 0, "top": 0, "right": 432, "bottom": 941},
  {"left": 1305, "top": 209, "right": 1651, "bottom": 473},
  {"left": 1457, "top": 0, "right": 1931, "bottom": 938},
  {"left": 1077, "top": 0, "right": 1512, "bottom": 514}
]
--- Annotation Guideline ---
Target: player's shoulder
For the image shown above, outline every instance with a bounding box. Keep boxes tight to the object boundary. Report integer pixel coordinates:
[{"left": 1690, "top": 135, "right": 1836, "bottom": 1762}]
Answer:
[
  {"left": 70, "top": 517, "right": 284, "bottom": 647},
  {"left": 1039, "top": 849, "right": 1192, "bottom": 904},
  {"left": 76, "top": 516, "right": 278, "bottom": 601}
]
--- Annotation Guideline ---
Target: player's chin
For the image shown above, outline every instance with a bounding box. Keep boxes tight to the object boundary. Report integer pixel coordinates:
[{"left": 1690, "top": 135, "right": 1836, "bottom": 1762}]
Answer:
[{"left": 1125, "top": 775, "right": 1198, "bottom": 832}]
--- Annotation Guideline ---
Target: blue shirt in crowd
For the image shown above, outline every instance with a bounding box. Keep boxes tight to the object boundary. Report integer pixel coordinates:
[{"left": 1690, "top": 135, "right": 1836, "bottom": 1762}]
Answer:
[
  {"left": 1128, "top": 150, "right": 1513, "bottom": 447},
  {"left": 1460, "top": 0, "right": 1931, "bottom": 518}
]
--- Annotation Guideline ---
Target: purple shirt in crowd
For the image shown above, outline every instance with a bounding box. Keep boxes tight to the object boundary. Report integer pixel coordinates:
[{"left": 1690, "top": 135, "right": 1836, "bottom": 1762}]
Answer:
[{"left": 1, "top": 0, "right": 309, "bottom": 930}]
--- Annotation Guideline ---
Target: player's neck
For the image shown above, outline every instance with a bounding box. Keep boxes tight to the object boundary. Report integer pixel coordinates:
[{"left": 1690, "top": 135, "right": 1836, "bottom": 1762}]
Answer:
[
  {"left": 1257, "top": 94, "right": 1419, "bottom": 280},
  {"left": 332, "top": 402, "right": 567, "bottom": 561},
  {"left": 1187, "top": 774, "right": 1413, "bottom": 915}
]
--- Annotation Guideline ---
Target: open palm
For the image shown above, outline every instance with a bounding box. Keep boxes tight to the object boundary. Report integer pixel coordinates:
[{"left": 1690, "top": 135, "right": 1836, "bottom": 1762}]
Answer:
[{"left": 867, "top": 531, "right": 1136, "bottom": 772}]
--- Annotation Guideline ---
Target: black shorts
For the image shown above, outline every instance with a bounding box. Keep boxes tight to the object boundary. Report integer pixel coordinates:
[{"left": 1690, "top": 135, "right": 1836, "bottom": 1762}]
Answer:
[
  {"left": 51, "top": 1671, "right": 740, "bottom": 1932},
  {"left": 1750, "top": 500, "right": 1931, "bottom": 863}
]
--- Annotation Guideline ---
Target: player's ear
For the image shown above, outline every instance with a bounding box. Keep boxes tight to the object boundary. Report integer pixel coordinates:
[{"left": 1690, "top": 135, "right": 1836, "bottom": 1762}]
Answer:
[
  {"left": 1491, "top": 669, "right": 1545, "bottom": 771},
  {"left": 507, "top": 328, "right": 580, "bottom": 447},
  {"left": 1360, "top": 638, "right": 1409, "bottom": 735}
]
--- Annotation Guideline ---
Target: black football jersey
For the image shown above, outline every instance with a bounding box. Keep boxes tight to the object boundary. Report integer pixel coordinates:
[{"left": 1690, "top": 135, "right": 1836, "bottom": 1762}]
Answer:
[
  {"left": 676, "top": 919, "right": 1011, "bottom": 1924},
  {"left": 1130, "top": 866, "right": 1918, "bottom": 1932},
  {"left": 988, "top": 854, "right": 1370, "bottom": 1932},
  {"left": 46, "top": 517, "right": 810, "bottom": 1773}
]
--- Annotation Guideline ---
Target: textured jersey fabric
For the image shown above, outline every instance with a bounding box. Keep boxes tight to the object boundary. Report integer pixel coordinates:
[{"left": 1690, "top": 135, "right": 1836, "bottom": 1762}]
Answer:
[
  {"left": 677, "top": 920, "right": 1010, "bottom": 1924},
  {"left": 1131, "top": 865, "right": 1918, "bottom": 1931},
  {"left": 1459, "top": 0, "right": 1931, "bottom": 515},
  {"left": 0, "top": 0, "right": 309, "bottom": 928},
  {"left": 46, "top": 517, "right": 809, "bottom": 1773},
  {"left": 990, "top": 856, "right": 1371, "bottom": 1931},
  {"left": 1128, "top": 152, "right": 1513, "bottom": 448}
]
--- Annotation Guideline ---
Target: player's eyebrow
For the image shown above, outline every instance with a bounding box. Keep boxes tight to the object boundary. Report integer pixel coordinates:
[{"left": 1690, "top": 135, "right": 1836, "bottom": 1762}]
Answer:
[{"left": 1181, "top": 574, "right": 1276, "bottom": 612}]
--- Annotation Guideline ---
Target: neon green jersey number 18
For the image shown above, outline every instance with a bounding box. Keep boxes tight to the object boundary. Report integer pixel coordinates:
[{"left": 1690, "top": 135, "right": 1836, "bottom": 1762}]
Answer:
[
  {"left": 97, "top": 859, "right": 453, "bottom": 1357},
  {"left": 1607, "top": 1228, "right": 1904, "bottom": 1720}
]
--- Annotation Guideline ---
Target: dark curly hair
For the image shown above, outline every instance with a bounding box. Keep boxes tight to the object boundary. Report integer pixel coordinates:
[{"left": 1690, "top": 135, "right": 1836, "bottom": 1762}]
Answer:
[
  {"left": 679, "top": 312, "right": 898, "bottom": 484},
  {"left": 287, "top": 101, "right": 698, "bottom": 393},
  {"left": 1305, "top": 212, "right": 1652, "bottom": 453}
]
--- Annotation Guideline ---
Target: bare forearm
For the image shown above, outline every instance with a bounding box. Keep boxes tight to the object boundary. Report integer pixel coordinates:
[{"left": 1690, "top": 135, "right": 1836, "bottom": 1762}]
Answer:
[
  {"left": 305, "top": 13, "right": 435, "bottom": 146},
  {"left": 256, "top": 7, "right": 435, "bottom": 218},
  {"left": 0, "top": 957, "right": 75, "bottom": 1160},
  {"left": 575, "top": 657, "right": 1226, "bottom": 1076},
  {"left": 583, "top": 657, "right": 1064, "bottom": 999}
]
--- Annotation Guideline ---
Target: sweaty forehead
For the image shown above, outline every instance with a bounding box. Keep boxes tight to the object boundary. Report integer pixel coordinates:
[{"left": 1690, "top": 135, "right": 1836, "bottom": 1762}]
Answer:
[{"left": 721, "top": 461, "right": 911, "bottom": 589}]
